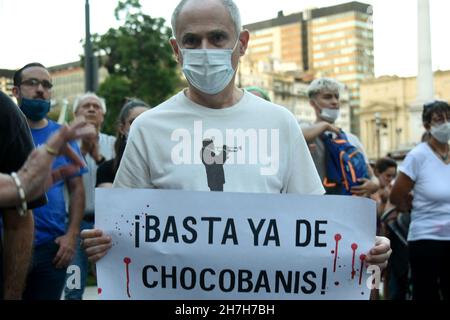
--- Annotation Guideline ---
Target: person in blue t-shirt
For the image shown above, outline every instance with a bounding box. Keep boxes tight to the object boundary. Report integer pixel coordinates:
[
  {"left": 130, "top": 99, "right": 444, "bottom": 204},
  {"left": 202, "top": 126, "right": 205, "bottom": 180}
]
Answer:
[{"left": 12, "top": 63, "right": 87, "bottom": 300}]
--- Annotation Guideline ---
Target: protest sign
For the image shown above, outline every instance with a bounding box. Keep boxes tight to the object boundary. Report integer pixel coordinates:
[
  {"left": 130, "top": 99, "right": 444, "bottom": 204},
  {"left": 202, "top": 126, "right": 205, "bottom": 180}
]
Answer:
[{"left": 96, "top": 189, "right": 376, "bottom": 300}]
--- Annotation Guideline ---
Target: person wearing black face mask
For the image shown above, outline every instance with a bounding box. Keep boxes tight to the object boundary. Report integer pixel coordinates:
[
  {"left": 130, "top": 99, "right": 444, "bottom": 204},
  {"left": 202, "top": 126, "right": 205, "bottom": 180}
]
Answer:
[{"left": 12, "top": 63, "right": 88, "bottom": 300}]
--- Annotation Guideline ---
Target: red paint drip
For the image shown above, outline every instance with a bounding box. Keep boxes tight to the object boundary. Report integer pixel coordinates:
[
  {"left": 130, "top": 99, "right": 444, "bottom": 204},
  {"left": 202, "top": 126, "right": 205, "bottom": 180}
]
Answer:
[
  {"left": 351, "top": 243, "right": 358, "bottom": 279},
  {"left": 333, "top": 234, "right": 342, "bottom": 272},
  {"left": 97, "top": 288, "right": 102, "bottom": 295},
  {"left": 124, "top": 257, "right": 132, "bottom": 298},
  {"left": 359, "top": 254, "right": 366, "bottom": 286}
]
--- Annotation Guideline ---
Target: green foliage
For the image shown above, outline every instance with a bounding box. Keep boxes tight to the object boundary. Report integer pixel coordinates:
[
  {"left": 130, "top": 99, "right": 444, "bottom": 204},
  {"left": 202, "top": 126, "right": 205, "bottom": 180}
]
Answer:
[
  {"left": 98, "top": 75, "right": 132, "bottom": 135},
  {"left": 91, "top": 0, "right": 181, "bottom": 134}
]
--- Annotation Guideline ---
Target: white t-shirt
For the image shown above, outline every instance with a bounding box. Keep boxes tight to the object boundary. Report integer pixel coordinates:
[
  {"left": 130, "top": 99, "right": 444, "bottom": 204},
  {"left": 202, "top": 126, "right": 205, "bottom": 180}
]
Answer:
[
  {"left": 399, "top": 142, "right": 450, "bottom": 241},
  {"left": 81, "top": 133, "right": 116, "bottom": 213},
  {"left": 113, "top": 90, "right": 324, "bottom": 195}
]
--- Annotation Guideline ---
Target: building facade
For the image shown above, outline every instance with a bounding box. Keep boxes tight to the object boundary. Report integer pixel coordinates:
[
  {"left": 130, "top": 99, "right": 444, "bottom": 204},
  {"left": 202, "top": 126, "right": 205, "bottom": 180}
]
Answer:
[
  {"left": 0, "top": 69, "right": 14, "bottom": 98},
  {"left": 48, "top": 61, "right": 108, "bottom": 118},
  {"left": 241, "top": 1, "right": 374, "bottom": 135},
  {"left": 359, "top": 70, "right": 450, "bottom": 160}
]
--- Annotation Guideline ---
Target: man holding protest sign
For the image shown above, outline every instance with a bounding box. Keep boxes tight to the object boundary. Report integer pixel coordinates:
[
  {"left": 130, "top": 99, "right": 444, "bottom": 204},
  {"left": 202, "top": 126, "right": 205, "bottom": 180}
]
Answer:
[{"left": 81, "top": 0, "right": 391, "bottom": 297}]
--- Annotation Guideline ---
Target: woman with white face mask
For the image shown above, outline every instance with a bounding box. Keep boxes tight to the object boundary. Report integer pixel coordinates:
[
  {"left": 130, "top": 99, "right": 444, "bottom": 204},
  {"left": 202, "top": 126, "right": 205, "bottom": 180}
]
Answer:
[{"left": 390, "top": 100, "right": 450, "bottom": 300}]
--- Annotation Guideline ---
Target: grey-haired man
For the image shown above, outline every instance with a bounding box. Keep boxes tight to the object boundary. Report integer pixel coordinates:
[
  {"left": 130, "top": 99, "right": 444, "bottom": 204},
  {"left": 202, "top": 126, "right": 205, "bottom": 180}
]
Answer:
[
  {"left": 64, "top": 92, "right": 115, "bottom": 300},
  {"left": 82, "top": 0, "right": 391, "bottom": 276}
]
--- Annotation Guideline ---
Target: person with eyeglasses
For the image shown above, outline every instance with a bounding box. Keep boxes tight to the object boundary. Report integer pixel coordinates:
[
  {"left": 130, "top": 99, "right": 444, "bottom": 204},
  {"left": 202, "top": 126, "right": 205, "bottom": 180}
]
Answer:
[
  {"left": 80, "top": 0, "right": 392, "bottom": 290},
  {"left": 0, "top": 90, "right": 95, "bottom": 300},
  {"left": 390, "top": 100, "right": 450, "bottom": 300},
  {"left": 11, "top": 63, "right": 88, "bottom": 300}
]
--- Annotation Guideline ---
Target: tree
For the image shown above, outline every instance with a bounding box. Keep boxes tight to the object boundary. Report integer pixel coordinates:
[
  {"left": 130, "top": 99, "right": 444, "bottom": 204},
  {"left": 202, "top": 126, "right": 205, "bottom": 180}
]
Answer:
[
  {"left": 91, "top": 0, "right": 181, "bottom": 135},
  {"left": 97, "top": 75, "right": 132, "bottom": 134}
]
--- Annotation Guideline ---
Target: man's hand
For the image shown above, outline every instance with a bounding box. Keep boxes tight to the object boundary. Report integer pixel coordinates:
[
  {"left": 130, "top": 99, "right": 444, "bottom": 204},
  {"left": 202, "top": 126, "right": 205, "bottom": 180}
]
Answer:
[
  {"left": 80, "top": 138, "right": 94, "bottom": 156},
  {"left": 351, "top": 178, "right": 379, "bottom": 197},
  {"left": 17, "top": 117, "right": 95, "bottom": 202},
  {"left": 53, "top": 233, "right": 78, "bottom": 269},
  {"left": 324, "top": 122, "right": 341, "bottom": 135},
  {"left": 90, "top": 139, "right": 103, "bottom": 163},
  {"left": 365, "top": 236, "right": 392, "bottom": 271},
  {"left": 81, "top": 229, "right": 113, "bottom": 263},
  {"left": 81, "top": 135, "right": 103, "bottom": 163},
  {"left": 302, "top": 121, "right": 341, "bottom": 143}
]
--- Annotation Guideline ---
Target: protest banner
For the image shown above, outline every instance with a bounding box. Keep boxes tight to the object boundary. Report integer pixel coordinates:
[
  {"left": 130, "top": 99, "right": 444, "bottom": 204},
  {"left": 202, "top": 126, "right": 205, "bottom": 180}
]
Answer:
[{"left": 95, "top": 189, "right": 376, "bottom": 300}]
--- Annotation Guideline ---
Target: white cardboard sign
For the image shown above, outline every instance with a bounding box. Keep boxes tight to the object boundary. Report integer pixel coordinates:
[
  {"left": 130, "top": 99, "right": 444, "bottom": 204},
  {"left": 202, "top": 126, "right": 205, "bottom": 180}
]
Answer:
[{"left": 95, "top": 189, "right": 376, "bottom": 300}]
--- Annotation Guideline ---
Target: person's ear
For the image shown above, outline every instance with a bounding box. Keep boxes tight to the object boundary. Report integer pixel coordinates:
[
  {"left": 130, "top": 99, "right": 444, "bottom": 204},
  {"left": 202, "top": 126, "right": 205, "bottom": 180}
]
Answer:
[
  {"left": 169, "top": 38, "right": 181, "bottom": 63},
  {"left": 12, "top": 86, "right": 20, "bottom": 100},
  {"left": 309, "top": 98, "right": 318, "bottom": 109},
  {"left": 310, "top": 98, "right": 322, "bottom": 119},
  {"left": 423, "top": 122, "right": 431, "bottom": 131},
  {"left": 238, "top": 30, "right": 250, "bottom": 56}
]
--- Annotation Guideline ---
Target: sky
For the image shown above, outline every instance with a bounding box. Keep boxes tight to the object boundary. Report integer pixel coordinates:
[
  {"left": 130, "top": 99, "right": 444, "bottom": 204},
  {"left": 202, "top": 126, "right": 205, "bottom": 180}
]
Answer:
[{"left": 0, "top": 0, "right": 448, "bottom": 77}]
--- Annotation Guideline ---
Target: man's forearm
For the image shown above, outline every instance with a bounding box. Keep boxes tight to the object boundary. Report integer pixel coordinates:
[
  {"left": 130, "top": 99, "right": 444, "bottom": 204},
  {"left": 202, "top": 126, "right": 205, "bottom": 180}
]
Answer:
[
  {"left": 0, "top": 174, "right": 20, "bottom": 207},
  {"left": 2, "top": 209, "right": 34, "bottom": 300},
  {"left": 302, "top": 122, "right": 328, "bottom": 143}
]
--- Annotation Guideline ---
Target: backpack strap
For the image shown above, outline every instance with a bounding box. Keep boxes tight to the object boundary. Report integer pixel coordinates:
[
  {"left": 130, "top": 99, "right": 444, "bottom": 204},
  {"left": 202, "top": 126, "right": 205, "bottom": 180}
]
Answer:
[{"left": 322, "top": 133, "right": 344, "bottom": 195}]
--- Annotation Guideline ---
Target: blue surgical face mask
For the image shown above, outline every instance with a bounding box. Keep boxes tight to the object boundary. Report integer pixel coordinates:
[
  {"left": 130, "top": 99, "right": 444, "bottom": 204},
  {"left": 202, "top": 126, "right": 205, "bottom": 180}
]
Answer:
[
  {"left": 179, "top": 39, "right": 239, "bottom": 95},
  {"left": 19, "top": 97, "right": 50, "bottom": 122}
]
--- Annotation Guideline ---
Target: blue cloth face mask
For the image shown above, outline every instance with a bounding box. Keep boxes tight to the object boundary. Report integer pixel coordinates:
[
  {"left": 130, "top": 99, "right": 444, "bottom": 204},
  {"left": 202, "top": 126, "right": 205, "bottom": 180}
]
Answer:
[
  {"left": 19, "top": 97, "right": 50, "bottom": 122},
  {"left": 179, "top": 39, "right": 239, "bottom": 95}
]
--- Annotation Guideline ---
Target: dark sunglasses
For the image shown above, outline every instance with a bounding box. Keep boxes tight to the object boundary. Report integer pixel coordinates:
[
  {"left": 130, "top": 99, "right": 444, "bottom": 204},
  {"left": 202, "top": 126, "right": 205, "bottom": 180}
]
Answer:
[{"left": 20, "top": 78, "right": 53, "bottom": 89}]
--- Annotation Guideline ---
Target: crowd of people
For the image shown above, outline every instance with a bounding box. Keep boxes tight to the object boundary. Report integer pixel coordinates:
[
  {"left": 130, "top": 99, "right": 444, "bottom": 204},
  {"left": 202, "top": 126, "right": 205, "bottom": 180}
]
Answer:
[{"left": 1, "top": 0, "right": 448, "bottom": 301}]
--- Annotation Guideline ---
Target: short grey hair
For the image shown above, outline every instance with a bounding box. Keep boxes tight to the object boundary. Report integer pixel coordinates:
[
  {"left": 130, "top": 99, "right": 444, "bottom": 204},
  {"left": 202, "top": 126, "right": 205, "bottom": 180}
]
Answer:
[
  {"left": 171, "top": 0, "right": 242, "bottom": 38},
  {"left": 307, "top": 78, "right": 343, "bottom": 99},
  {"left": 73, "top": 92, "right": 107, "bottom": 114}
]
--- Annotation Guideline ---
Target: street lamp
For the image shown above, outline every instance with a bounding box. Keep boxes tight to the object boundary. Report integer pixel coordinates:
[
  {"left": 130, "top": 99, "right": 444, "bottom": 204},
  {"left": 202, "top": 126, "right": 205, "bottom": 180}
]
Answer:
[
  {"left": 375, "top": 112, "right": 389, "bottom": 159},
  {"left": 395, "top": 128, "right": 403, "bottom": 150},
  {"left": 84, "top": 0, "right": 98, "bottom": 92},
  {"left": 375, "top": 112, "right": 381, "bottom": 159}
]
